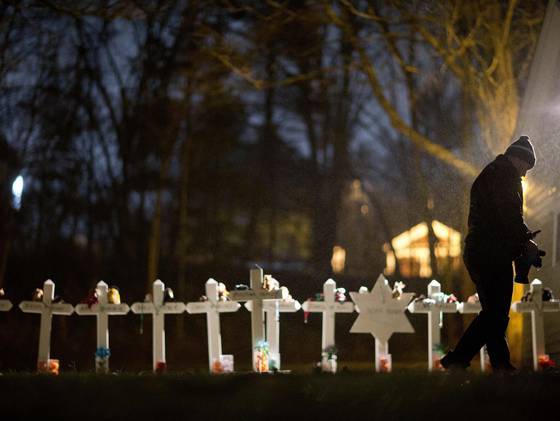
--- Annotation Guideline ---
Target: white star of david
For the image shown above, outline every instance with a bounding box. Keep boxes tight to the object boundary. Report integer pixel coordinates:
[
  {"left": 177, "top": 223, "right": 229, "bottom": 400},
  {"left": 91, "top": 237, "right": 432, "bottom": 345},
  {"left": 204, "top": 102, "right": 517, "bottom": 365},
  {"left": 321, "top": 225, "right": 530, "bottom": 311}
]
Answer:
[{"left": 350, "top": 274, "right": 415, "bottom": 343}]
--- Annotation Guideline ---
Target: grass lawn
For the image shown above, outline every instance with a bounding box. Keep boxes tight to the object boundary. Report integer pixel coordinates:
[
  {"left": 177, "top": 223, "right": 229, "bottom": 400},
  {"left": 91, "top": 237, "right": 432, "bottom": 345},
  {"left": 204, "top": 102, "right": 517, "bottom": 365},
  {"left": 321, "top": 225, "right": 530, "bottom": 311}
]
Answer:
[{"left": 0, "top": 369, "right": 557, "bottom": 420}]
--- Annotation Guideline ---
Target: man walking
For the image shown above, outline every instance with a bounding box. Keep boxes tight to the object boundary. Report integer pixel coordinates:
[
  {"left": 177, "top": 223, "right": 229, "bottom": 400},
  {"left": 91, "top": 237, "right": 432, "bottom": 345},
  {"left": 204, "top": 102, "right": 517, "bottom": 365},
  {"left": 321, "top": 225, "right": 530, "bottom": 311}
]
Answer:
[{"left": 441, "top": 135, "right": 539, "bottom": 371}]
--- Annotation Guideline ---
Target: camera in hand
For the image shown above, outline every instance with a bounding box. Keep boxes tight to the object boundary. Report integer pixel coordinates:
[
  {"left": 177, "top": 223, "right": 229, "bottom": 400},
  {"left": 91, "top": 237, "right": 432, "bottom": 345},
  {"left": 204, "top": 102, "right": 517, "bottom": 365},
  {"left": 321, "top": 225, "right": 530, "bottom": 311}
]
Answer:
[{"left": 514, "top": 230, "right": 546, "bottom": 284}]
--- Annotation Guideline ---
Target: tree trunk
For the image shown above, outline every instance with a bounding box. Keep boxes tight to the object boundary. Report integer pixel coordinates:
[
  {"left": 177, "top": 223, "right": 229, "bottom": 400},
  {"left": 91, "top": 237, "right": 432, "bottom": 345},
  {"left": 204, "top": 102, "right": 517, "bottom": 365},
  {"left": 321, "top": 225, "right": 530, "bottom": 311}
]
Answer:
[
  {"left": 175, "top": 130, "right": 192, "bottom": 337},
  {"left": 146, "top": 151, "right": 173, "bottom": 290},
  {"left": 243, "top": 46, "right": 277, "bottom": 264}
]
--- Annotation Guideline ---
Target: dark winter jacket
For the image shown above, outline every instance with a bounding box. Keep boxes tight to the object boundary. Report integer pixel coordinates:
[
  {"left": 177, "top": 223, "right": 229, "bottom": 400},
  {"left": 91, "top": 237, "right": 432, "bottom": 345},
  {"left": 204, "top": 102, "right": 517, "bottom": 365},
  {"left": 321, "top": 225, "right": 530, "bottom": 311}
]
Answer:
[{"left": 464, "top": 154, "right": 532, "bottom": 262}]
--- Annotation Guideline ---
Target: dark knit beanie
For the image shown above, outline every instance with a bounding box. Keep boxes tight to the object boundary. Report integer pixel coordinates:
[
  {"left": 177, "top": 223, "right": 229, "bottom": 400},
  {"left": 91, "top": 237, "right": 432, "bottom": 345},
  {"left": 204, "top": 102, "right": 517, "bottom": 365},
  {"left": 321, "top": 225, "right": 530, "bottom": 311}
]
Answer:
[{"left": 505, "top": 135, "right": 536, "bottom": 168}]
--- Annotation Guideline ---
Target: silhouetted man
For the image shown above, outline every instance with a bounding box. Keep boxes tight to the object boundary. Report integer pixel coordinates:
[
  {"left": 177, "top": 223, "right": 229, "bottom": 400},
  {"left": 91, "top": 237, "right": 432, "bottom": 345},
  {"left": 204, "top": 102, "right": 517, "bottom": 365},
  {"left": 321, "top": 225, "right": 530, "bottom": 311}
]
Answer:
[{"left": 441, "top": 135, "right": 538, "bottom": 371}]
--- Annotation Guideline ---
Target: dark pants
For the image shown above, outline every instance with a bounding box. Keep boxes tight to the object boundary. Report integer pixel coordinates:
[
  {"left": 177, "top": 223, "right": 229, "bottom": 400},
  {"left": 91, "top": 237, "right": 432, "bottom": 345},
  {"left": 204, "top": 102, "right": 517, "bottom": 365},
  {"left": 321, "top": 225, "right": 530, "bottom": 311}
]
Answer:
[{"left": 449, "top": 252, "right": 514, "bottom": 369}]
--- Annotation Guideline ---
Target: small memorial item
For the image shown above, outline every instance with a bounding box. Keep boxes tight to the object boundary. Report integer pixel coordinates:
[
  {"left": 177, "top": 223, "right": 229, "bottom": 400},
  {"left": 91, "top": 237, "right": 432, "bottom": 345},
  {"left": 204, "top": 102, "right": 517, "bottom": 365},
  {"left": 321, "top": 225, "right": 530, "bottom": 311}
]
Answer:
[
  {"left": 254, "top": 340, "right": 269, "bottom": 373},
  {"left": 107, "top": 287, "right": 121, "bottom": 304}
]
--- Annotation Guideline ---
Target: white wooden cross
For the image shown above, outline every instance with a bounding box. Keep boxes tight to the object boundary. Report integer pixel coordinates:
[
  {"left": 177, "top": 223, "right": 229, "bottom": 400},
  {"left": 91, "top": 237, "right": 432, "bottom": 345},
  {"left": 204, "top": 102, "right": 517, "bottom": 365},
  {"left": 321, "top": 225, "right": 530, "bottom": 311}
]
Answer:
[
  {"left": 301, "top": 279, "right": 354, "bottom": 353},
  {"left": 457, "top": 298, "right": 488, "bottom": 372},
  {"left": 186, "top": 278, "right": 241, "bottom": 372},
  {"left": 131, "top": 280, "right": 186, "bottom": 372},
  {"left": 511, "top": 279, "right": 560, "bottom": 370},
  {"left": 407, "top": 280, "right": 458, "bottom": 371},
  {"left": 245, "top": 295, "right": 301, "bottom": 370},
  {"left": 228, "top": 267, "right": 284, "bottom": 371},
  {"left": 75, "top": 281, "right": 130, "bottom": 373},
  {"left": 18, "top": 279, "right": 74, "bottom": 371}
]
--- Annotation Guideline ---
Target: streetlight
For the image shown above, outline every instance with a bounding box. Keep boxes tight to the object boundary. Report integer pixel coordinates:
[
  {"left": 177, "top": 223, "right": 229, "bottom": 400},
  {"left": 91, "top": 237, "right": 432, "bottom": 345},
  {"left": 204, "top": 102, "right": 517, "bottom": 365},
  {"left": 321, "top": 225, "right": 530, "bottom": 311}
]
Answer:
[{"left": 11, "top": 175, "right": 24, "bottom": 210}]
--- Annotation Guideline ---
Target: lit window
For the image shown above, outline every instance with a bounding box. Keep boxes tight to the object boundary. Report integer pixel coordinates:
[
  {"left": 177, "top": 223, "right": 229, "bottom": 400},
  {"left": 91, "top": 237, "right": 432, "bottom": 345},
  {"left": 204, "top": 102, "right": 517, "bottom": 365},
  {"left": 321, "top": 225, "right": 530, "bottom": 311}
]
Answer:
[{"left": 331, "top": 246, "right": 346, "bottom": 274}]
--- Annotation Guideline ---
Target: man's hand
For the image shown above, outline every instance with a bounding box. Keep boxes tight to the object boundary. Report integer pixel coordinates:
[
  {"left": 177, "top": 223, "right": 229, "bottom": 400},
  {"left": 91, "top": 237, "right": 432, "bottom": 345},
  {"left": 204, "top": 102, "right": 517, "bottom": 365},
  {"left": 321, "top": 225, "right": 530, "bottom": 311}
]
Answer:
[
  {"left": 524, "top": 238, "right": 546, "bottom": 268},
  {"left": 515, "top": 239, "right": 545, "bottom": 284},
  {"left": 529, "top": 230, "right": 541, "bottom": 239},
  {"left": 525, "top": 239, "right": 539, "bottom": 259}
]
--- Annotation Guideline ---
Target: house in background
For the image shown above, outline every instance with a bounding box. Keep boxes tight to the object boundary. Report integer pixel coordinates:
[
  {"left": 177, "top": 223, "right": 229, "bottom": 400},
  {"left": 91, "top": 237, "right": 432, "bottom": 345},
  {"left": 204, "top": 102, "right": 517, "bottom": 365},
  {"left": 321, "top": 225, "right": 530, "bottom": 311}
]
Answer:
[{"left": 383, "top": 220, "right": 462, "bottom": 279}]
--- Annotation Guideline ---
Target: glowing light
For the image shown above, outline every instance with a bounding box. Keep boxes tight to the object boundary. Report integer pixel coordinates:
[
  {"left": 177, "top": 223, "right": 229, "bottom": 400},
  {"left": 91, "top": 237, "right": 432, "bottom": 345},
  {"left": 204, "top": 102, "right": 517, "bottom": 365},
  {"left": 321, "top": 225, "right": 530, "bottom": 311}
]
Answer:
[
  {"left": 521, "top": 177, "right": 528, "bottom": 212},
  {"left": 383, "top": 244, "right": 396, "bottom": 275},
  {"left": 331, "top": 245, "right": 346, "bottom": 274},
  {"left": 11, "top": 175, "right": 24, "bottom": 210}
]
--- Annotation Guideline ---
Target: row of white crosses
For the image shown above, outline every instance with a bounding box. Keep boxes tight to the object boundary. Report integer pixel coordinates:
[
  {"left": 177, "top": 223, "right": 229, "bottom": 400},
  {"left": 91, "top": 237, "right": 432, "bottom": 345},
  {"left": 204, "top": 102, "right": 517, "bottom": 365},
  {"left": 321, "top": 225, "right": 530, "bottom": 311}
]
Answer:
[
  {"left": 10, "top": 272, "right": 298, "bottom": 374},
  {"left": 2, "top": 275, "right": 419, "bottom": 374},
  {"left": 7, "top": 276, "right": 557, "bottom": 373},
  {"left": 16, "top": 279, "right": 185, "bottom": 374},
  {"left": 407, "top": 278, "right": 560, "bottom": 372}
]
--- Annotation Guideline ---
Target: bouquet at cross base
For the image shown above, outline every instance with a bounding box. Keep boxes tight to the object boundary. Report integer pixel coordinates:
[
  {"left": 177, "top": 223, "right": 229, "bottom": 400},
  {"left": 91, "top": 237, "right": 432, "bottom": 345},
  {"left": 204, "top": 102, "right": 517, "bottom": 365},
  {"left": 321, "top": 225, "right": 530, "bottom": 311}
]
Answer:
[
  {"left": 254, "top": 340, "right": 270, "bottom": 373},
  {"left": 95, "top": 347, "right": 111, "bottom": 373},
  {"left": 378, "top": 354, "right": 392, "bottom": 373},
  {"left": 155, "top": 361, "right": 167, "bottom": 374},
  {"left": 269, "top": 353, "right": 280, "bottom": 371},
  {"left": 538, "top": 354, "right": 556, "bottom": 369},
  {"left": 320, "top": 345, "right": 338, "bottom": 373},
  {"left": 212, "top": 354, "right": 234, "bottom": 374},
  {"left": 38, "top": 359, "right": 59, "bottom": 375},
  {"left": 432, "top": 343, "right": 445, "bottom": 370}
]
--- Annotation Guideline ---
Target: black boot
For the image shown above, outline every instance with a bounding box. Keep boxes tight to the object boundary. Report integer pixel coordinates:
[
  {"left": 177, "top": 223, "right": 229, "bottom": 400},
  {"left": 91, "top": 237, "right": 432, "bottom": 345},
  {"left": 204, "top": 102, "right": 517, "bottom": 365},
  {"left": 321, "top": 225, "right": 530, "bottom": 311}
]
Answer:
[
  {"left": 440, "top": 352, "right": 469, "bottom": 371},
  {"left": 492, "top": 362, "right": 516, "bottom": 373}
]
